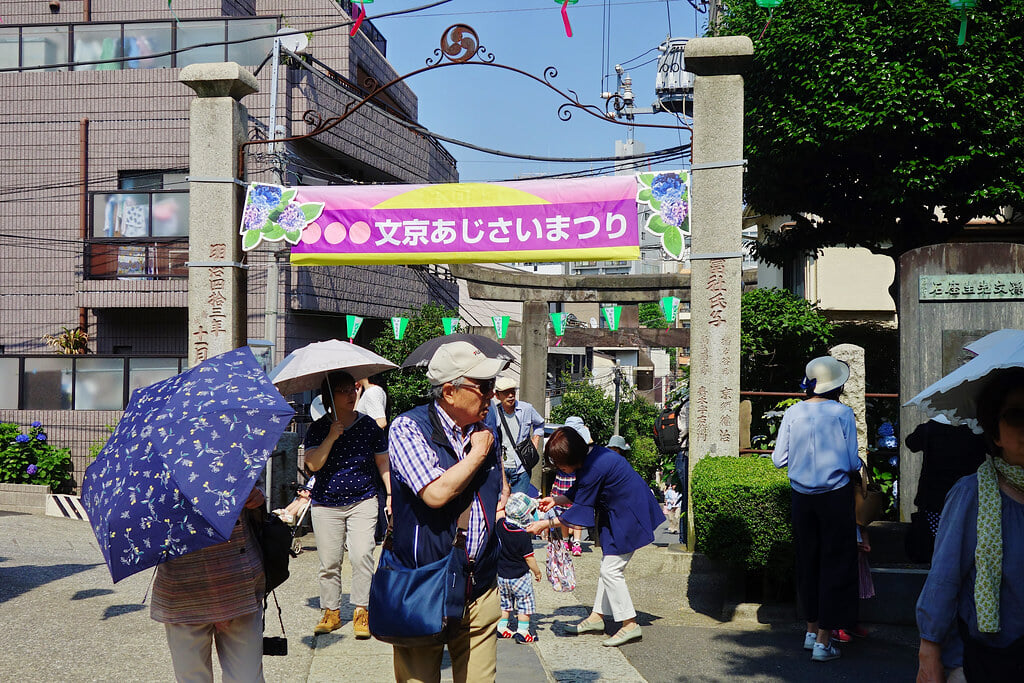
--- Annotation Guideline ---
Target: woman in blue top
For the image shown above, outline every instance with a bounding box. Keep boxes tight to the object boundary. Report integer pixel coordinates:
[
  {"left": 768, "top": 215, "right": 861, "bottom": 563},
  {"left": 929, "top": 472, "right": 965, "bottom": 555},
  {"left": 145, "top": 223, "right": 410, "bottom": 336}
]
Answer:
[
  {"left": 304, "top": 371, "right": 390, "bottom": 639},
  {"left": 528, "top": 427, "right": 665, "bottom": 647},
  {"left": 916, "top": 367, "right": 1024, "bottom": 683},
  {"left": 772, "top": 356, "right": 861, "bottom": 663}
]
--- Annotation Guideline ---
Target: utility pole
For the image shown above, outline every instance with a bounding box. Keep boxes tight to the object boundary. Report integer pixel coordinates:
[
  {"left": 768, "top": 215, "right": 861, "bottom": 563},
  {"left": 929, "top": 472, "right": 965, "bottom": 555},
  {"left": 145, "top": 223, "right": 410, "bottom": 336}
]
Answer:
[
  {"left": 613, "top": 362, "right": 622, "bottom": 436},
  {"left": 263, "top": 37, "right": 285, "bottom": 365}
]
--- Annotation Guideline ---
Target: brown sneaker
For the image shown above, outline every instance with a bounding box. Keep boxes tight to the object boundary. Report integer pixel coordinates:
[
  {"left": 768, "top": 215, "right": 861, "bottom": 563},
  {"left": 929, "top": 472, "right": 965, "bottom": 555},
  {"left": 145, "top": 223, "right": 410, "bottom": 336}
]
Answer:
[
  {"left": 314, "top": 608, "right": 341, "bottom": 634},
  {"left": 352, "top": 606, "right": 371, "bottom": 639}
]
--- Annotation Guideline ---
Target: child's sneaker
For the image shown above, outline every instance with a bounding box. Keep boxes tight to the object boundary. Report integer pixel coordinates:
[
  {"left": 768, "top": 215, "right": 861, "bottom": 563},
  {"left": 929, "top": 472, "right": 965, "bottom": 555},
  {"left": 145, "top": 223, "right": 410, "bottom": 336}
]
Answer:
[
  {"left": 811, "top": 641, "right": 841, "bottom": 662},
  {"left": 571, "top": 541, "right": 582, "bottom": 556},
  {"left": 803, "top": 632, "right": 817, "bottom": 650},
  {"left": 831, "top": 628, "right": 853, "bottom": 643},
  {"left": 514, "top": 631, "right": 537, "bottom": 643},
  {"left": 499, "top": 627, "right": 516, "bottom": 639}
]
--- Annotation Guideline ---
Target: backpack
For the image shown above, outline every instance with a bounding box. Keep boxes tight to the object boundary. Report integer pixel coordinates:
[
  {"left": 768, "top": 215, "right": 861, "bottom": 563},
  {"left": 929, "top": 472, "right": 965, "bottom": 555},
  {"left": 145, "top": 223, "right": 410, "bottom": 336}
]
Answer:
[{"left": 654, "top": 402, "right": 687, "bottom": 454}]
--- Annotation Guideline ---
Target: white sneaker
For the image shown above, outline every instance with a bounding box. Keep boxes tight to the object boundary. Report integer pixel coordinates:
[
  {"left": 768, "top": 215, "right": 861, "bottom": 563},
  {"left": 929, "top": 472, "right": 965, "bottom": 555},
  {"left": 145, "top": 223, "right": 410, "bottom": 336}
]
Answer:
[
  {"left": 803, "top": 632, "right": 817, "bottom": 650},
  {"left": 812, "top": 641, "right": 841, "bottom": 662}
]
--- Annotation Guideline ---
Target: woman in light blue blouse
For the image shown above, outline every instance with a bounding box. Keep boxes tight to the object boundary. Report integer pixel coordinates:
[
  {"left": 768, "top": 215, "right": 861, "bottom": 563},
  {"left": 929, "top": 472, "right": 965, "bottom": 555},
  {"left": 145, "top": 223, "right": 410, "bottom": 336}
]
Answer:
[
  {"left": 772, "top": 356, "right": 860, "bottom": 663},
  {"left": 916, "top": 368, "right": 1024, "bottom": 683}
]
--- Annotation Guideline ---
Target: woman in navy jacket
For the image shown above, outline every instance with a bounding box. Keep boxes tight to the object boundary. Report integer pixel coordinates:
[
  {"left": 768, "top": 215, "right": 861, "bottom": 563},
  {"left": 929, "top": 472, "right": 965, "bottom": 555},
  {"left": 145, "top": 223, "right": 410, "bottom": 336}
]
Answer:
[{"left": 528, "top": 427, "right": 664, "bottom": 647}]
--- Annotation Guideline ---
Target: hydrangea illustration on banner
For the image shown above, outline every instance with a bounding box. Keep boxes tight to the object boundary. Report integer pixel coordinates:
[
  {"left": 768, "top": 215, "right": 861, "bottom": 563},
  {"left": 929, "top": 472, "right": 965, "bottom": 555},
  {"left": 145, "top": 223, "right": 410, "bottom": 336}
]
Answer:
[
  {"left": 636, "top": 171, "right": 689, "bottom": 260},
  {"left": 240, "top": 182, "right": 325, "bottom": 251}
]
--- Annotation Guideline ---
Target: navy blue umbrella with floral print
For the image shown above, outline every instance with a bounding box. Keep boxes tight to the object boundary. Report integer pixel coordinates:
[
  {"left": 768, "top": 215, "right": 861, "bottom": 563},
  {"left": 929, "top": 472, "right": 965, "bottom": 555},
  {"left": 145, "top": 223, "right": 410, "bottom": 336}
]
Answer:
[{"left": 81, "top": 347, "right": 294, "bottom": 583}]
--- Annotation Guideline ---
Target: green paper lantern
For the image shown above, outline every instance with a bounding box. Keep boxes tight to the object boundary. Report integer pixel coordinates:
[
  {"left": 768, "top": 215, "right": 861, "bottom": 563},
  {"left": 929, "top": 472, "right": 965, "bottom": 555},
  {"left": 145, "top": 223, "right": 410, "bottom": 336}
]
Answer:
[
  {"left": 755, "top": 0, "right": 784, "bottom": 8},
  {"left": 391, "top": 316, "right": 409, "bottom": 341},
  {"left": 660, "top": 296, "right": 681, "bottom": 324},
  {"left": 550, "top": 312, "right": 566, "bottom": 337},
  {"left": 949, "top": 0, "right": 977, "bottom": 46},
  {"left": 492, "top": 315, "right": 510, "bottom": 340},
  {"left": 346, "top": 315, "right": 363, "bottom": 340},
  {"left": 601, "top": 306, "right": 622, "bottom": 332},
  {"left": 442, "top": 317, "right": 460, "bottom": 335}
]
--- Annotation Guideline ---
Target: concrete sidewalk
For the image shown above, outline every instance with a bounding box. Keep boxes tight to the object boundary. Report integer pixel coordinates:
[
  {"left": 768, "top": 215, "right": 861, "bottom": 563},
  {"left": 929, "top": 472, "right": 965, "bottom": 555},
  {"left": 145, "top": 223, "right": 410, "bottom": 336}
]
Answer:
[{"left": 0, "top": 510, "right": 920, "bottom": 681}]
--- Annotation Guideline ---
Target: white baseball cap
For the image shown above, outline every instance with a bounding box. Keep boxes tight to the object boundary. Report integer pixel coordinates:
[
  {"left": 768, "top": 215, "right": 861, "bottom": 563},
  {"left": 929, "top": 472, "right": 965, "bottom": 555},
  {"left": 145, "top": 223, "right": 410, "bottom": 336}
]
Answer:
[
  {"left": 426, "top": 341, "right": 507, "bottom": 386},
  {"left": 494, "top": 376, "right": 518, "bottom": 392}
]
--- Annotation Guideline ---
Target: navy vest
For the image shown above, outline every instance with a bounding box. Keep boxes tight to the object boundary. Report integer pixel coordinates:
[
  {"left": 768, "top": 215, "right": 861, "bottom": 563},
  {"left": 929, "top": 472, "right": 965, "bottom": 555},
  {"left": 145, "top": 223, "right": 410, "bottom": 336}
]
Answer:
[{"left": 390, "top": 402, "right": 503, "bottom": 600}]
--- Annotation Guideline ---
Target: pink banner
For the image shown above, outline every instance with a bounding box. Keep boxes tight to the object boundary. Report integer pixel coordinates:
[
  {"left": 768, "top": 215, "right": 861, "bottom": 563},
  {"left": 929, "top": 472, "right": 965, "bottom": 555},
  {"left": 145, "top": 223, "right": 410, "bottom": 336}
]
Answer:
[{"left": 284, "top": 176, "right": 640, "bottom": 265}]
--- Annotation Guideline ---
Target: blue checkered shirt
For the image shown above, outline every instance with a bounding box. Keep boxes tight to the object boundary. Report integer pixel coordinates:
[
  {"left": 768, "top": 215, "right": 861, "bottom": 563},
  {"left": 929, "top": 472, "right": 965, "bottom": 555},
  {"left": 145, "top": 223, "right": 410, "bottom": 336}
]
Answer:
[{"left": 389, "top": 402, "right": 490, "bottom": 560}]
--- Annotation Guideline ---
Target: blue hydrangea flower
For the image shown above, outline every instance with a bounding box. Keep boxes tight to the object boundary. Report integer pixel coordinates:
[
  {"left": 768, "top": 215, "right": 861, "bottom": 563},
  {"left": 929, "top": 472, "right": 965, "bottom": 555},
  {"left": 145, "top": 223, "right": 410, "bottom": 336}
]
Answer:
[
  {"left": 877, "top": 421, "right": 895, "bottom": 437},
  {"left": 277, "top": 203, "right": 307, "bottom": 233},
  {"left": 15, "top": 434, "right": 29, "bottom": 443},
  {"left": 36, "top": 433, "right": 47, "bottom": 442},
  {"left": 661, "top": 198, "right": 689, "bottom": 227},
  {"left": 651, "top": 173, "right": 684, "bottom": 202},
  {"left": 30, "top": 421, "right": 41, "bottom": 428},
  {"left": 878, "top": 435, "right": 898, "bottom": 449},
  {"left": 249, "top": 184, "right": 283, "bottom": 209},
  {"left": 889, "top": 455, "right": 899, "bottom": 467},
  {"left": 26, "top": 464, "right": 38, "bottom": 475},
  {"left": 242, "top": 203, "right": 271, "bottom": 231}
]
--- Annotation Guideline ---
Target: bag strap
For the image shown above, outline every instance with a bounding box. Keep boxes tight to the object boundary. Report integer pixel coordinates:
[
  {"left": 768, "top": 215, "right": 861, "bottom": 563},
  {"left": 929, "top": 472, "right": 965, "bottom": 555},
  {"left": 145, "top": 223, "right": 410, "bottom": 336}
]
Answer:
[
  {"left": 382, "top": 501, "right": 473, "bottom": 549},
  {"left": 263, "top": 590, "right": 286, "bottom": 636},
  {"left": 497, "top": 406, "right": 531, "bottom": 469}
]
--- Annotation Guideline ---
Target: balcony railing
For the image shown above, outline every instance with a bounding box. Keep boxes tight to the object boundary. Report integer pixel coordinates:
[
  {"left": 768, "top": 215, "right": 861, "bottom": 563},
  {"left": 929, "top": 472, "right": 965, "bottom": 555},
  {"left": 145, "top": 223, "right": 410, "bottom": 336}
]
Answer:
[
  {"left": 0, "top": 355, "right": 187, "bottom": 411},
  {"left": 86, "top": 190, "right": 189, "bottom": 280},
  {"left": 0, "top": 16, "right": 278, "bottom": 72}
]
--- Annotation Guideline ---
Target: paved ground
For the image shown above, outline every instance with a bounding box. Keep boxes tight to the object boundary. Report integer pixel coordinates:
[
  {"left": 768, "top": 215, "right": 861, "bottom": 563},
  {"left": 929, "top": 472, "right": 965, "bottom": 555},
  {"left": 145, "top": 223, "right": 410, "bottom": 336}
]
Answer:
[{"left": 0, "top": 510, "right": 920, "bottom": 681}]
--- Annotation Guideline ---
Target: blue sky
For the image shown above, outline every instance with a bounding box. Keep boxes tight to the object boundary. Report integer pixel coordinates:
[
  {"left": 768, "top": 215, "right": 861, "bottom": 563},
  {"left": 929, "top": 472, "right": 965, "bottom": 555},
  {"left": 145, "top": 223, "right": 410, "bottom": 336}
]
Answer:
[{"left": 371, "top": 0, "right": 704, "bottom": 182}]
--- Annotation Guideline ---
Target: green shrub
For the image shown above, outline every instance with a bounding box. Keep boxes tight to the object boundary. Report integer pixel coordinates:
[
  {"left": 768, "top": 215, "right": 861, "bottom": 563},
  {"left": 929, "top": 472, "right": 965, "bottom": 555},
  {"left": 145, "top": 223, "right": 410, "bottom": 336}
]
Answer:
[
  {"left": 692, "top": 456, "right": 792, "bottom": 572},
  {"left": 0, "top": 421, "right": 75, "bottom": 493}
]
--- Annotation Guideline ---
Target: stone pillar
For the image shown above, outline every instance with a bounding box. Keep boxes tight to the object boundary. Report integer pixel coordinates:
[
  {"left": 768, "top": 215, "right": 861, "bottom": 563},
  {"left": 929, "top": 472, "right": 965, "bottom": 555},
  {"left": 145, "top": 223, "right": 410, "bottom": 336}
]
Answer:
[
  {"left": 521, "top": 300, "right": 549, "bottom": 490},
  {"left": 683, "top": 36, "right": 753, "bottom": 549},
  {"left": 179, "top": 63, "right": 259, "bottom": 366},
  {"left": 831, "top": 344, "right": 867, "bottom": 460}
]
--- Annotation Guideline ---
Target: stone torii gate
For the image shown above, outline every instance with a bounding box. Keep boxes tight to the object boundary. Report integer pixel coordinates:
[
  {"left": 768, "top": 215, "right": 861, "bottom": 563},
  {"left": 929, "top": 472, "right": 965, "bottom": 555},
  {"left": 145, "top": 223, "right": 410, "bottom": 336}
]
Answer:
[
  {"left": 456, "top": 35, "right": 753, "bottom": 548},
  {"left": 452, "top": 265, "right": 694, "bottom": 441}
]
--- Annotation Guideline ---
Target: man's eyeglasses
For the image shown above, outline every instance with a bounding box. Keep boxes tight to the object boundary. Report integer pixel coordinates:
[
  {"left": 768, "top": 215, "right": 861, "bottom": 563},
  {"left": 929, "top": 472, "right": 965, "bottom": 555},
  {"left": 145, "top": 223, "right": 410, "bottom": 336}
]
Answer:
[{"left": 460, "top": 378, "right": 496, "bottom": 395}]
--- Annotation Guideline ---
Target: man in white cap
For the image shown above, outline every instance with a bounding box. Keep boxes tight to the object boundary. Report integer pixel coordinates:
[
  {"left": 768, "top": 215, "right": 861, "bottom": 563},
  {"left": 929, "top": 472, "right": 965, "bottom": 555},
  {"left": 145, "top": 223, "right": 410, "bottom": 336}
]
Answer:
[
  {"left": 387, "top": 341, "right": 508, "bottom": 682},
  {"left": 492, "top": 375, "right": 545, "bottom": 496}
]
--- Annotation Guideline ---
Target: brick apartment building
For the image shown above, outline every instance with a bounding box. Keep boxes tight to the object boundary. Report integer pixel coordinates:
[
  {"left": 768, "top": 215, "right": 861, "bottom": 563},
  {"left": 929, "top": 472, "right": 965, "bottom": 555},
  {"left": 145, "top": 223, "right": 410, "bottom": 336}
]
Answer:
[{"left": 0, "top": 0, "right": 459, "bottom": 484}]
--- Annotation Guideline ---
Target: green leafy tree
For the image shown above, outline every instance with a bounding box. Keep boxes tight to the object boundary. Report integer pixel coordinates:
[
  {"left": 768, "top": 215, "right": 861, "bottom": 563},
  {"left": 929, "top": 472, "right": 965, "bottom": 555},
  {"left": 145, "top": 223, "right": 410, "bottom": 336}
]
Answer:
[
  {"left": 370, "top": 302, "right": 460, "bottom": 416},
  {"left": 741, "top": 288, "right": 833, "bottom": 393},
  {"left": 550, "top": 372, "right": 662, "bottom": 485},
  {"left": 638, "top": 302, "right": 669, "bottom": 329},
  {"left": 719, "top": 0, "right": 1024, "bottom": 267}
]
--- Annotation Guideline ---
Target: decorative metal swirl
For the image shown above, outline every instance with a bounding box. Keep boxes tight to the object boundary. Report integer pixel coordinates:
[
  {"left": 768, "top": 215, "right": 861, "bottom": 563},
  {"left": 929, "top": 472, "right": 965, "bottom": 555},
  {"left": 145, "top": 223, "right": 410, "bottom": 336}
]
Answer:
[
  {"left": 604, "top": 93, "right": 626, "bottom": 117},
  {"left": 241, "top": 22, "right": 690, "bottom": 175},
  {"left": 302, "top": 110, "right": 324, "bottom": 129},
  {"left": 427, "top": 24, "right": 492, "bottom": 65},
  {"left": 362, "top": 74, "right": 381, "bottom": 93}
]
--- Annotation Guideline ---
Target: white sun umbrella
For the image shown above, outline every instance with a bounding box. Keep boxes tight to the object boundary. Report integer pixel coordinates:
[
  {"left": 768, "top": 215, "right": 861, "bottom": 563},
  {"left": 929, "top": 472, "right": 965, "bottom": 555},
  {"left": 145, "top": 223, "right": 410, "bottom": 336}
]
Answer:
[
  {"left": 904, "top": 329, "right": 1024, "bottom": 434},
  {"left": 269, "top": 339, "right": 397, "bottom": 397}
]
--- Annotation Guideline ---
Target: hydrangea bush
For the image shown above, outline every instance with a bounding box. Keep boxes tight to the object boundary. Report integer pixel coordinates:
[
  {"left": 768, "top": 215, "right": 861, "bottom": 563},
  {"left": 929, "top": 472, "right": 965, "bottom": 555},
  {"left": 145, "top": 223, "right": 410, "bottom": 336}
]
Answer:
[{"left": 0, "top": 421, "right": 74, "bottom": 493}]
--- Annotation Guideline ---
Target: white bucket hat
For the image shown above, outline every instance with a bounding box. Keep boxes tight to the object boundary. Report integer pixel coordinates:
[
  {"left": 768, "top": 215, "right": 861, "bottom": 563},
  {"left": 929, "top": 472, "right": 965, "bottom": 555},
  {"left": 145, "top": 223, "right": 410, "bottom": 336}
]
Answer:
[
  {"left": 564, "top": 416, "right": 593, "bottom": 444},
  {"left": 802, "top": 356, "right": 850, "bottom": 395},
  {"left": 607, "top": 435, "right": 631, "bottom": 451}
]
